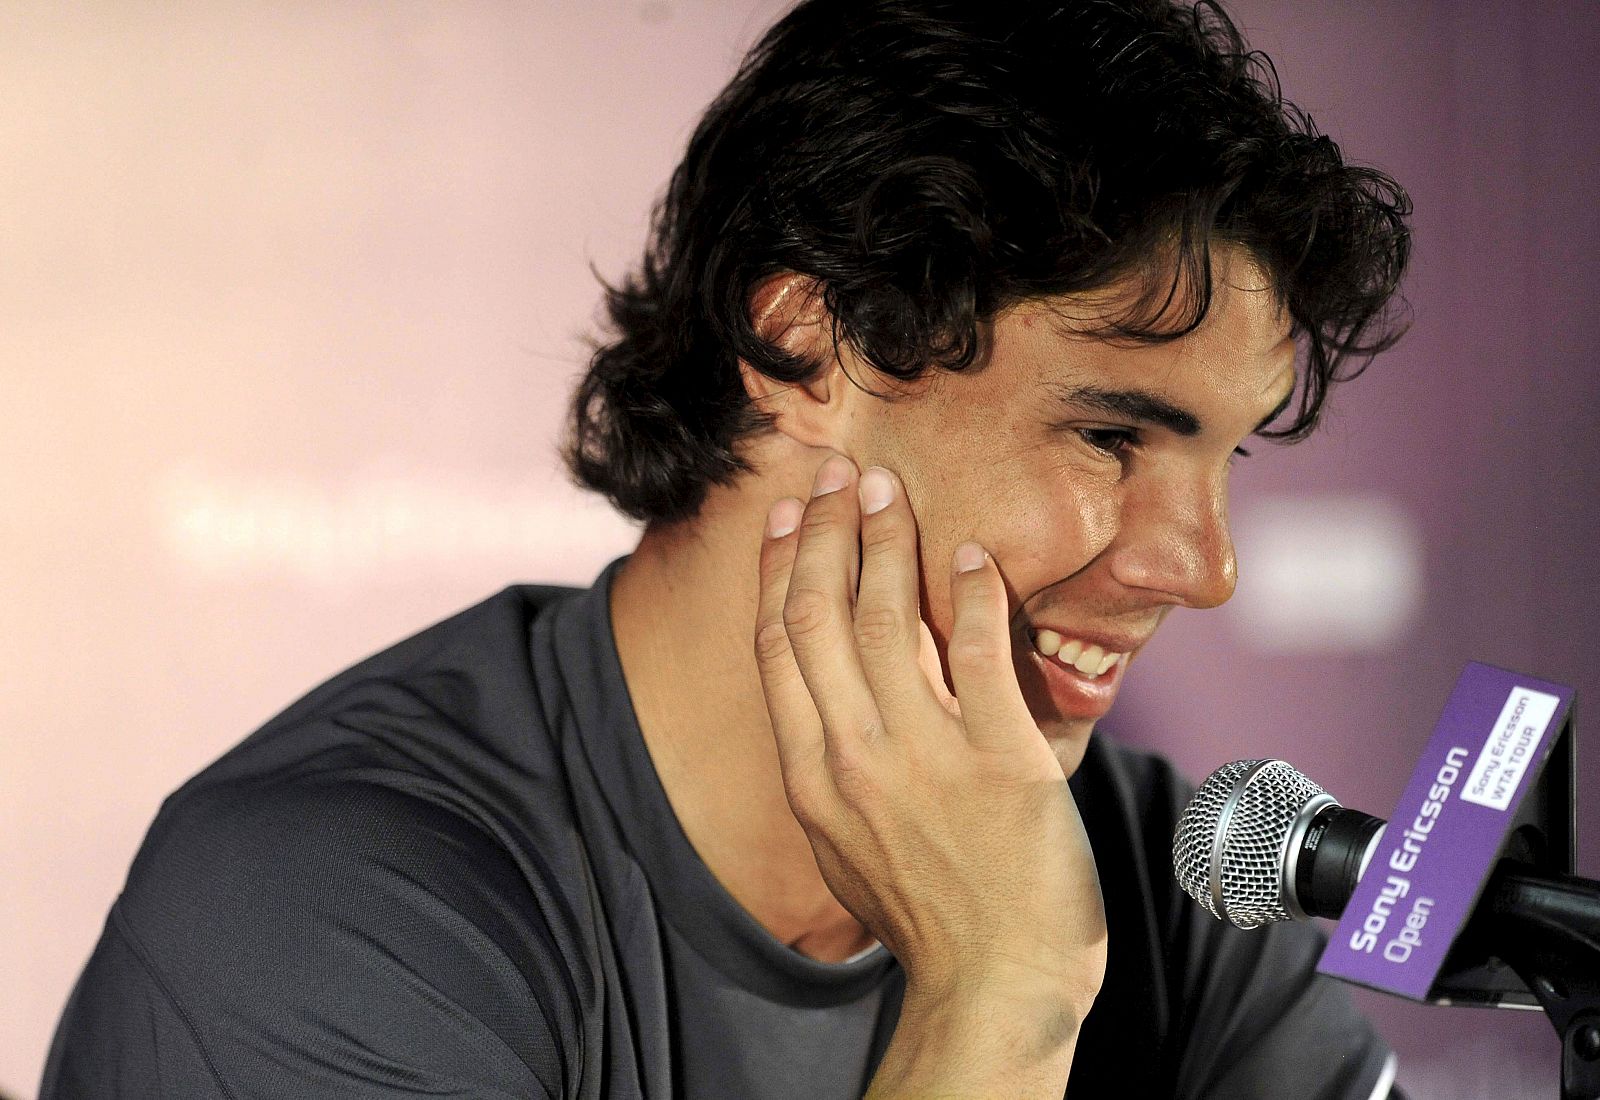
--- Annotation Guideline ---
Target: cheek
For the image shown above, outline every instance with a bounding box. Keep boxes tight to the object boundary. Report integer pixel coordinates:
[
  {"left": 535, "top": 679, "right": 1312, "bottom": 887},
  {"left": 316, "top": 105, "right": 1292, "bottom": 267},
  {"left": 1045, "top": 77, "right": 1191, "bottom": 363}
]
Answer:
[
  {"left": 981, "top": 470, "right": 1121, "bottom": 594},
  {"left": 882, "top": 462, "right": 1014, "bottom": 652},
  {"left": 894, "top": 461, "right": 1121, "bottom": 651},
  {"left": 856, "top": 405, "right": 1118, "bottom": 626}
]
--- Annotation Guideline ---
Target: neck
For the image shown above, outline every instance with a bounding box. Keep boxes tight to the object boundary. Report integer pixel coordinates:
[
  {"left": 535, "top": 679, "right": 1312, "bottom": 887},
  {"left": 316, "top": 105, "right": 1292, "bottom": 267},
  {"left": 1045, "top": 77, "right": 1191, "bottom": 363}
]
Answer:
[{"left": 608, "top": 484, "right": 877, "bottom": 964}]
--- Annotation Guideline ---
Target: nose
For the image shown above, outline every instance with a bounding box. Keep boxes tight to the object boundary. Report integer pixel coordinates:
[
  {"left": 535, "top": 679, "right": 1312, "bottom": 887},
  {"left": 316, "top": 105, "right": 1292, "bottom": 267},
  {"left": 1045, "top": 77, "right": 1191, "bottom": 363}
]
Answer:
[{"left": 1108, "top": 472, "right": 1237, "bottom": 609}]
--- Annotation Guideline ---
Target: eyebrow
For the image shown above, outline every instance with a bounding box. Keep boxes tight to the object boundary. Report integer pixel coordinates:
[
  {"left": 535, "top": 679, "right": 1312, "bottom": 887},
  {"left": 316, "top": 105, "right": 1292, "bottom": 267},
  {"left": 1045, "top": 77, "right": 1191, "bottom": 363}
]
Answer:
[{"left": 1051, "top": 382, "right": 1296, "bottom": 436}]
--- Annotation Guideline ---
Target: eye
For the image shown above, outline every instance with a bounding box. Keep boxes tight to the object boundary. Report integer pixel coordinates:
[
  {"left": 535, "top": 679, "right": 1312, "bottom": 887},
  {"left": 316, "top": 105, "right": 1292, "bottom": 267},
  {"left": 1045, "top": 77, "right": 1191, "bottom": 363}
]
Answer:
[
  {"left": 1232, "top": 444, "right": 1252, "bottom": 459},
  {"left": 1077, "top": 427, "right": 1138, "bottom": 457}
]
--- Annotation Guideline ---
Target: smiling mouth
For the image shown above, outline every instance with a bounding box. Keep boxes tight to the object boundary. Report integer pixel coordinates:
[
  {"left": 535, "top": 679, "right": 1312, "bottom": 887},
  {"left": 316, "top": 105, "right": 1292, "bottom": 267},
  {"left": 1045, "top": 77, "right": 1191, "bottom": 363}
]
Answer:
[{"left": 1029, "top": 629, "right": 1124, "bottom": 680}]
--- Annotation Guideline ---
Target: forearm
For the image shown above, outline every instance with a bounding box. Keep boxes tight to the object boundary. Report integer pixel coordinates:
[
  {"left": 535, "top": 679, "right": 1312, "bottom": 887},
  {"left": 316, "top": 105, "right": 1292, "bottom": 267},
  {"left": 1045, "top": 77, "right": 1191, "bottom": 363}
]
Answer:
[{"left": 865, "top": 979, "right": 1086, "bottom": 1099}]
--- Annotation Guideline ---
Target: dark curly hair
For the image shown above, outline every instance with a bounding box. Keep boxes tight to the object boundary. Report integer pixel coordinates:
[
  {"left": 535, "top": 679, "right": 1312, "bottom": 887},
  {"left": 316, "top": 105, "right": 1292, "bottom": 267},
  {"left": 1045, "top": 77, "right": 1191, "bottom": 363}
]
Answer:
[{"left": 565, "top": 0, "right": 1412, "bottom": 524}]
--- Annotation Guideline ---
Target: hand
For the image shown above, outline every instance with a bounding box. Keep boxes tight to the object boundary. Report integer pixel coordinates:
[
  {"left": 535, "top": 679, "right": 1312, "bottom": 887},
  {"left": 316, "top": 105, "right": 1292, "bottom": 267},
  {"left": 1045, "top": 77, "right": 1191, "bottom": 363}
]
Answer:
[{"left": 753, "top": 454, "right": 1107, "bottom": 1012}]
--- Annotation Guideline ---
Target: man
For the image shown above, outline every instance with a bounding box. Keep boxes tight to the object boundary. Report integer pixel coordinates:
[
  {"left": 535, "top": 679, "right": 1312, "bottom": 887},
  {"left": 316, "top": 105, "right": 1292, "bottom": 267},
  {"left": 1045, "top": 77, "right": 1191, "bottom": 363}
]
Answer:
[{"left": 44, "top": 1, "right": 1412, "bottom": 1097}]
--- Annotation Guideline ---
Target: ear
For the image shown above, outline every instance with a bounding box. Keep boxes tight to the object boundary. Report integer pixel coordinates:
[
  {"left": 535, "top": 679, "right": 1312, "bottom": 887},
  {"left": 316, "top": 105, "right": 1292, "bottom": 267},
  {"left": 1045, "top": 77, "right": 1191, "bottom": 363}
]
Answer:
[{"left": 737, "top": 272, "right": 852, "bottom": 450}]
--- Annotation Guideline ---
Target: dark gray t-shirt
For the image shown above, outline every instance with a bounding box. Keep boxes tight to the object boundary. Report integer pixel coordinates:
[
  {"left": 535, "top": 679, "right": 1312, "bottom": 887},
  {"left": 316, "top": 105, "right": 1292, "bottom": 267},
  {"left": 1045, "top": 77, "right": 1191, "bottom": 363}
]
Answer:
[{"left": 42, "top": 557, "right": 1396, "bottom": 1098}]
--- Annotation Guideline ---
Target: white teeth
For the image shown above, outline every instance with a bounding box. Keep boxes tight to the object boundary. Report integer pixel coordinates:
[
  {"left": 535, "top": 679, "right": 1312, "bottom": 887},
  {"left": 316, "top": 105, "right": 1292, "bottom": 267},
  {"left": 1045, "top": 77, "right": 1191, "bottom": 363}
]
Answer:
[
  {"left": 1031, "top": 631, "right": 1126, "bottom": 681},
  {"left": 1074, "top": 644, "right": 1105, "bottom": 675}
]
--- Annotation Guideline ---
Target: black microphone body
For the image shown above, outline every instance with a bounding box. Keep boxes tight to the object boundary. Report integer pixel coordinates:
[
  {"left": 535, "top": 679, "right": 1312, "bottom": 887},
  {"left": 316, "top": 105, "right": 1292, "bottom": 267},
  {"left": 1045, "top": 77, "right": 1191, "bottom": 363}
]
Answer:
[
  {"left": 1274, "top": 789, "right": 1600, "bottom": 938},
  {"left": 1298, "top": 803, "right": 1600, "bottom": 950},
  {"left": 1294, "top": 804, "right": 1388, "bottom": 919}
]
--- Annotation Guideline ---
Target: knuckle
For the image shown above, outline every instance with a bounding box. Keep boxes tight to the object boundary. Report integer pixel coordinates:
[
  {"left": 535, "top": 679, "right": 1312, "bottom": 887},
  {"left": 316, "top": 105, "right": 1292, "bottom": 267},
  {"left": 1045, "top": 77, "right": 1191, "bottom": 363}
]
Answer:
[
  {"left": 798, "top": 506, "right": 837, "bottom": 538},
  {"left": 781, "top": 586, "right": 834, "bottom": 640},
  {"left": 753, "top": 619, "right": 792, "bottom": 665},
  {"left": 782, "top": 776, "right": 823, "bottom": 826},
  {"left": 948, "top": 630, "right": 1007, "bottom": 669},
  {"left": 827, "top": 748, "right": 879, "bottom": 804},
  {"left": 852, "top": 603, "right": 905, "bottom": 651},
  {"left": 858, "top": 514, "right": 902, "bottom": 555}
]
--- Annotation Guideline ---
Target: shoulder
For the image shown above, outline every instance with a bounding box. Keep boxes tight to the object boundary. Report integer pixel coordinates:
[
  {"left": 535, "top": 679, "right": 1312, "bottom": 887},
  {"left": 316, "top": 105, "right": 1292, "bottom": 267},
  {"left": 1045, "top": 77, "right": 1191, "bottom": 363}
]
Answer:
[
  {"left": 126, "top": 770, "right": 592, "bottom": 1006},
  {"left": 100, "top": 770, "right": 591, "bottom": 1094},
  {"left": 120, "top": 579, "right": 601, "bottom": 986},
  {"left": 233, "top": 582, "right": 583, "bottom": 737},
  {"left": 130, "top": 768, "right": 530, "bottom": 921},
  {"left": 154, "top": 581, "right": 596, "bottom": 866},
  {"left": 49, "top": 583, "right": 611, "bottom": 1095}
]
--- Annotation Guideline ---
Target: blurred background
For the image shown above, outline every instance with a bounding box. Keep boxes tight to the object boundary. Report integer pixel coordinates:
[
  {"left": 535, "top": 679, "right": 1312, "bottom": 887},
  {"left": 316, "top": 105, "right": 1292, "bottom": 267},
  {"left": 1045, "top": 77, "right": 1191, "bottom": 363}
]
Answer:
[{"left": 2, "top": 1, "right": 1596, "bottom": 1096}]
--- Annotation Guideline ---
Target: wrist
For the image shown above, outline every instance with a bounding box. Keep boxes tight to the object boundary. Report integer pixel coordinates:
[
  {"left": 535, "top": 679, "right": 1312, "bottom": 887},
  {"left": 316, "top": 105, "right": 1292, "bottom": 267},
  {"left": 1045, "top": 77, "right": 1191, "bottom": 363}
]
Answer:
[
  {"left": 868, "top": 974, "right": 1088, "bottom": 1099},
  {"left": 903, "top": 957, "right": 1101, "bottom": 1024}
]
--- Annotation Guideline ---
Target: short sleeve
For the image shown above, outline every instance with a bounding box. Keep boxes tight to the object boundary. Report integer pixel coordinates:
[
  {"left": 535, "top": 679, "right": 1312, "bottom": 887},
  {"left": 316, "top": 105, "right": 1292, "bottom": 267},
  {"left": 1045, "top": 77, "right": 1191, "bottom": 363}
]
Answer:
[{"left": 41, "top": 775, "right": 581, "bottom": 1099}]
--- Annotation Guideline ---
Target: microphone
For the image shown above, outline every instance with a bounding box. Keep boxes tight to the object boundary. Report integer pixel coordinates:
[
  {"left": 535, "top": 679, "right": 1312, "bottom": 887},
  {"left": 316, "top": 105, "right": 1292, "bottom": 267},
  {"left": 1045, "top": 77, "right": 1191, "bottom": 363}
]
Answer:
[
  {"left": 1173, "top": 677, "right": 1600, "bottom": 1100},
  {"left": 1172, "top": 758, "right": 1386, "bottom": 929},
  {"left": 1172, "top": 758, "right": 1600, "bottom": 944}
]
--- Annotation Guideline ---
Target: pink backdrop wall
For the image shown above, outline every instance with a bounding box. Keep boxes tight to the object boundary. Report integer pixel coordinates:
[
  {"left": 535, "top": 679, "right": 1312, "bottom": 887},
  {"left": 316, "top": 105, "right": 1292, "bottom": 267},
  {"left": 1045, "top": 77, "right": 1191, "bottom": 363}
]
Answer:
[{"left": 5, "top": 3, "right": 1596, "bottom": 1097}]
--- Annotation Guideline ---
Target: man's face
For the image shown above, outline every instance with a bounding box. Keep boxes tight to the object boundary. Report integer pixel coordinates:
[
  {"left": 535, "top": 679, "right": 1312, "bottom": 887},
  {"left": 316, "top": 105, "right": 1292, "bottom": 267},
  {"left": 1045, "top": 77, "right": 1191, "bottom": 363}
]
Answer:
[{"left": 846, "top": 248, "right": 1297, "bottom": 776}]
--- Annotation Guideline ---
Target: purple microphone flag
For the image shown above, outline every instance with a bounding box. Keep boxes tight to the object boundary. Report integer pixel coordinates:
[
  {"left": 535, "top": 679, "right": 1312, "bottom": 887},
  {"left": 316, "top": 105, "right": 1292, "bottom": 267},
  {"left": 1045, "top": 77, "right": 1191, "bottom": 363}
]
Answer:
[{"left": 1317, "top": 661, "right": 1575, "bottom": 1000}]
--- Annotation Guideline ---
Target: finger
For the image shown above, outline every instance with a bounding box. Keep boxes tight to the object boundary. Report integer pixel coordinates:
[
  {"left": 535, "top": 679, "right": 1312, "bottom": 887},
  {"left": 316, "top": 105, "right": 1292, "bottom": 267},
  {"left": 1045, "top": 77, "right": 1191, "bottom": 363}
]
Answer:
[
  {"left": 944, "top": 542, "right": 1033, "bottom": 748},
  {"left": 916, "top": 617, "right": 961, "bottom": 718},
  {"left": 853, "top": 466, "right": 941, "bottom": 725},
  {"left": 754, "top": 496, "right": 827, "bottom": 799},
  {"left": 784, "top": 455, "right": 884, "bottom": 746}
]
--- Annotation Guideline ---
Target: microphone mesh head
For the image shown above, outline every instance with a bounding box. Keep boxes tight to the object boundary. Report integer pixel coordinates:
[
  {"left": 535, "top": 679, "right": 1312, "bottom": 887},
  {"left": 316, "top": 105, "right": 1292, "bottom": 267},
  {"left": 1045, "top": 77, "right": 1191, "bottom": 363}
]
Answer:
[{"left": 1172, "top": 759, "right": 1331, "bottom": 929}]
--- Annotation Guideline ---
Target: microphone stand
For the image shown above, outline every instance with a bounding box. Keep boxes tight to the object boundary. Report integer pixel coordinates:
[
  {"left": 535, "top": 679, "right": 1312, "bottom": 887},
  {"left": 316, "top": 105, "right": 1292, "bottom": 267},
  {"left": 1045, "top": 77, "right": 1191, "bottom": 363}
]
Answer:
[{"left": 1453, "top": 861, "right": 1600, "bottom": 1100}]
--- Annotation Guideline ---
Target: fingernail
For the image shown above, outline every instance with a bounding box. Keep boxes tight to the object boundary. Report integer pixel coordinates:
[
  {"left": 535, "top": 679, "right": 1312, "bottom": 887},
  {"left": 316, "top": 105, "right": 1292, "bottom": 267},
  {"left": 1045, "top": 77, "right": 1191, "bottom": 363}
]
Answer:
[
  {"left": 954, "top": 541, "right": 987, "bottom": 573},
  {"left": 859, "top": 467, "right": 894, "bottom": 514},
  {"left": 766, "top": 498, "right": 801, "bottom": 538},
  {"left": 811, "top": 455, "right": 851, "bottom": 498}
]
